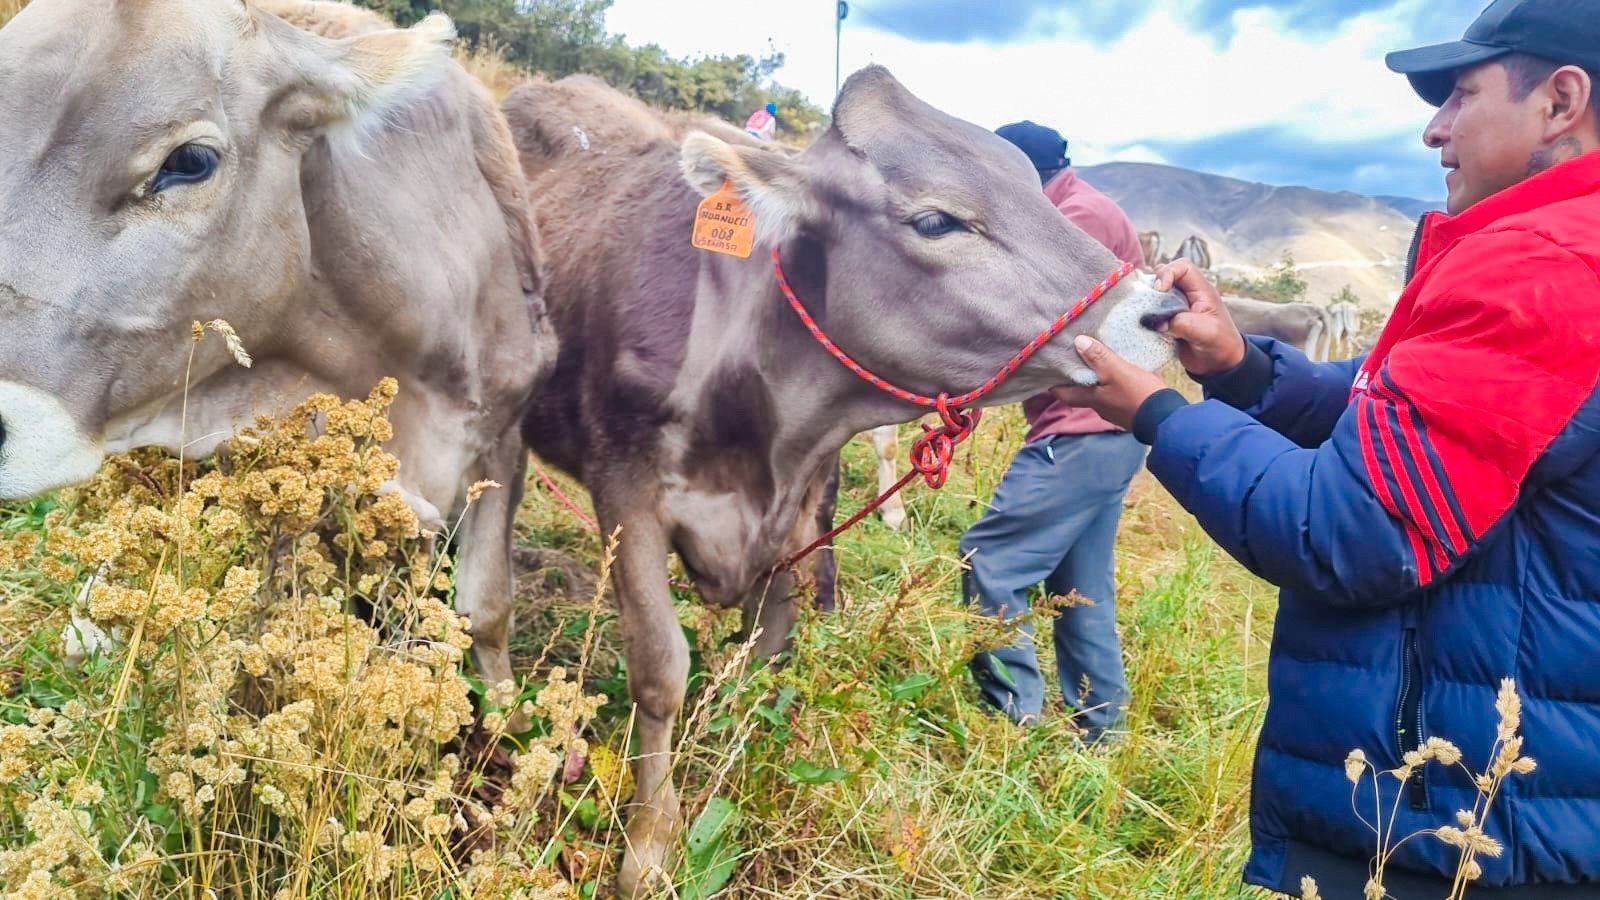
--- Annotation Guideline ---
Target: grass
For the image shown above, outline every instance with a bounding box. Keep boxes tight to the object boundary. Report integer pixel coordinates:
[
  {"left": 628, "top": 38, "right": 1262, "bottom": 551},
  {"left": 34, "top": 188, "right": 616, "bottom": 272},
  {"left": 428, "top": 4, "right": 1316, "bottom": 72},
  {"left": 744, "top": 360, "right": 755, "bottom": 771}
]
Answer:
[{"left": 0, "top": 352, "right": 1287, "bottom": 898}]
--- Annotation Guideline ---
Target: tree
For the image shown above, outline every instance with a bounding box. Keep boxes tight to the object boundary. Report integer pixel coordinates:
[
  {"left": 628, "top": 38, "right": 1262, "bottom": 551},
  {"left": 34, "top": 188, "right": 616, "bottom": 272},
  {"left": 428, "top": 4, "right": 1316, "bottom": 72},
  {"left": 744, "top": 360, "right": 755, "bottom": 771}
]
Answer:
[
  {"left": 350, "top": 0, "right": 828, "bottom": 135},
  {"left": 1219, "top": 251, "right": 1309, "bottom": 304}
]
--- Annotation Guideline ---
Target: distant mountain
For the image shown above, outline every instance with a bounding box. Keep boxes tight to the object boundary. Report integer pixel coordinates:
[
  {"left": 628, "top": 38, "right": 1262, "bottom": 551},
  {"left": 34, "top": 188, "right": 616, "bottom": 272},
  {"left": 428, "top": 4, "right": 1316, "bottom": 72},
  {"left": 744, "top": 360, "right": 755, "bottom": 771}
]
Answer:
[
  {"left": 1078, "top": 162, "right": 1442, "bottom": 308},
  {"left": 1377, "top": 195, "right": 1446, "bottom": 220}
]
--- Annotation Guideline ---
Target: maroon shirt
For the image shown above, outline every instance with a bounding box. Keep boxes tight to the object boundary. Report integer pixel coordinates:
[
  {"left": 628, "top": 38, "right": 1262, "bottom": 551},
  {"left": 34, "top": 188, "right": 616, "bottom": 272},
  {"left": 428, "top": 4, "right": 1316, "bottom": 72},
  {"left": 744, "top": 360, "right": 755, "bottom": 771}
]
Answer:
[{"left": 1022, "top": 169, "right": 1147, "bottom": 443}]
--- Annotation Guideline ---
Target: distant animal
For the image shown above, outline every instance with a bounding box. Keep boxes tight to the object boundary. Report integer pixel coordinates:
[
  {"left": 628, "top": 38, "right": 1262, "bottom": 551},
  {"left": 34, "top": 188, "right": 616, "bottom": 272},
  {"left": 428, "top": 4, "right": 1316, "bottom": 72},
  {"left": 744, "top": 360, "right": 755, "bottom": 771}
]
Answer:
[
  {"left": 1325, "top": 299, "right": 1363, "bottom": 358},
  {"left": 1138, "top": 230, "right": 1162, "bottom": 268},
  {"left": 1223, "top": 296, "right": 1334, "bottom": 362},
  {"left": 870, "top": 425, "right": 908, "bottom": 530},
  {"left": 1174, "top": 234, "right": 1213, "bottom": 271}
]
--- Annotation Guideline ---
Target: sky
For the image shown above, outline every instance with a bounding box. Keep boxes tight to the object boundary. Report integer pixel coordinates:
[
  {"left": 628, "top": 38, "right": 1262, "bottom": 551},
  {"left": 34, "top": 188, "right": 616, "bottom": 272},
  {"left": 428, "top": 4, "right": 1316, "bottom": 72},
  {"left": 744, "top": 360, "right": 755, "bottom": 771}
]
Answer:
[{"left": 603, "top": 0, "right": 1494, "bottom": 201}]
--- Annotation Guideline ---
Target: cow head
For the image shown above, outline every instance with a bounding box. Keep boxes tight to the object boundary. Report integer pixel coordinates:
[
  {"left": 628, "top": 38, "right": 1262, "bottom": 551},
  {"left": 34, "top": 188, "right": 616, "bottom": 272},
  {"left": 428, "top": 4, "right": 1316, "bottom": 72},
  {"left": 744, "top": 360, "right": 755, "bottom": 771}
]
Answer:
[
  {"left": 0, "top": 0, "right": 456, "bottom": 498},
  {"left": 677, "top": 66, "right": 1185, "bottom": 405}
]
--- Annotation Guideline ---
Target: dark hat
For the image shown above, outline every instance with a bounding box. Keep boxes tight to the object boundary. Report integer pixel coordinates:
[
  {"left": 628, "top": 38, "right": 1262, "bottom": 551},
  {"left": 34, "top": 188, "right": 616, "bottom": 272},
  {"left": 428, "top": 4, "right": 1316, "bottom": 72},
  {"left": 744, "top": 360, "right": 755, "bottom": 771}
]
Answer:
[
  {"left": 995, "top": 120, "right": 1070, "bottom": 172},
  {"left": 1386, "top": 0, "right": 1600, "bottom": 106}
]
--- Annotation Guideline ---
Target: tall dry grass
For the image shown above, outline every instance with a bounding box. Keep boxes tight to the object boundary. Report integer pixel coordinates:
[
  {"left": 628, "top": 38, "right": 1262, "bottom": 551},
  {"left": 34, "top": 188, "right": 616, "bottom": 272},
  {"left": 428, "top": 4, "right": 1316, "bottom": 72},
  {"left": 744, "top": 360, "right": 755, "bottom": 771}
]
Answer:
[
  {"left": 0, "top": 0, "right": 25, "bottom": 28},
  {"left": 0, "top": 329, "right": 1277, "bottom": 897},
  {"left": 0, "top": 332, "right": 596, "bottom": 897},
  {"left": 455, "top": 38, "right": 533, "bottom": 105}
]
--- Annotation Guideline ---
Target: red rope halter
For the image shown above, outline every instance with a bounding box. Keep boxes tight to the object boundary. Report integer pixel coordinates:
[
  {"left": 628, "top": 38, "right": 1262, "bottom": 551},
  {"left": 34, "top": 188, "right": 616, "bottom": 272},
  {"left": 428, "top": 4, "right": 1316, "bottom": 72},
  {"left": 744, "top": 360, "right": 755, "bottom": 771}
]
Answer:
[{"left": 773, "top": 246, "right": 1135, "bottom": 573}]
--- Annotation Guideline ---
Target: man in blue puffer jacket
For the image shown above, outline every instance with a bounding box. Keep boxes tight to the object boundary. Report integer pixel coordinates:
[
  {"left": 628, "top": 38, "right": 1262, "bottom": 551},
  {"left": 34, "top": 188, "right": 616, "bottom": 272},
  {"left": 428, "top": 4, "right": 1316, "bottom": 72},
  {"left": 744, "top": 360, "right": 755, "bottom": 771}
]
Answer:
[{"left": 1052, "top": 0, "right": 1600, "bottom": 896}]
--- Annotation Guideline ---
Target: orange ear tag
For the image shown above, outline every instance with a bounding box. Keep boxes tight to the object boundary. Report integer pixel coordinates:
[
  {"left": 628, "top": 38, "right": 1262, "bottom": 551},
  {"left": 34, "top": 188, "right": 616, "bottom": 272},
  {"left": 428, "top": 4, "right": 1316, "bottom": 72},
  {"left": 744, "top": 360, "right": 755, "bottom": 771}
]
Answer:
[{"left": 691, "top": 180, "right": 756, "bottom": 258}]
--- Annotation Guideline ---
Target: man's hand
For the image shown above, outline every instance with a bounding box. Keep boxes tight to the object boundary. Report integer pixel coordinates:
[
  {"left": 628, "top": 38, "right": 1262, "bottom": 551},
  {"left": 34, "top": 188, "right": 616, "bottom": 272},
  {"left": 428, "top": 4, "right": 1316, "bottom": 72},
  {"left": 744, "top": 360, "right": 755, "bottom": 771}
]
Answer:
[
  {"left": 1051, "top": 335, "right": 1170, "bottom": 430},
  {"left": 1155, "top": 260, "right": 1247, "bottom": 376}
]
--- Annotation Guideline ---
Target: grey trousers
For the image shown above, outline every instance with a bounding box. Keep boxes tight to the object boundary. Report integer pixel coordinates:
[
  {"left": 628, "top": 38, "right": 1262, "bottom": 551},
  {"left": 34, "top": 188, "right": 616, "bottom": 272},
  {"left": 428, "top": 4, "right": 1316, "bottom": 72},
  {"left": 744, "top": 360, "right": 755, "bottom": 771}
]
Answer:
[{"left": 959, "top": 431, "right": 1147, "bottom": 740}]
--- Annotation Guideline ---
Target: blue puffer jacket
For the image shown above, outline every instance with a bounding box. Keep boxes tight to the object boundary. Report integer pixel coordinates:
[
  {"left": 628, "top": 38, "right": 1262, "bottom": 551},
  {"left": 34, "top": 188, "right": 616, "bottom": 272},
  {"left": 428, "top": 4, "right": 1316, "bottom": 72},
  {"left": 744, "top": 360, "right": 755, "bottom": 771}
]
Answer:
[{"left": 1135, "top": 153, "right": 1600, "bottom": 898}]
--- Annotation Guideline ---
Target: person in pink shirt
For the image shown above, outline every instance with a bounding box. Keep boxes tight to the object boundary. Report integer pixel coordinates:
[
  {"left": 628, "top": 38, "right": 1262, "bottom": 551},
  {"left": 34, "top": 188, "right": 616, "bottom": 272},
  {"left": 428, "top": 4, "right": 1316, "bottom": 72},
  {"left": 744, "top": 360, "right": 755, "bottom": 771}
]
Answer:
[
  {"left": 745, "top": 102, "right": 778, "bottom": 141},
  {"left": 961, "top": 121, "right": 1148, "bottom": 740}
]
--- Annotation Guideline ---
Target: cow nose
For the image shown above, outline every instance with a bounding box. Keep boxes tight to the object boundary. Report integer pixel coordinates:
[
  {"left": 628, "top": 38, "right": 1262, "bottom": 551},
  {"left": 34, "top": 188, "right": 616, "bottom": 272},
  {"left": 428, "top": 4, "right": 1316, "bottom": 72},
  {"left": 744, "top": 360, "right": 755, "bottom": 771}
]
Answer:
[{"left": 1139, "top": 290, "right": 1189, "bottom": 332}]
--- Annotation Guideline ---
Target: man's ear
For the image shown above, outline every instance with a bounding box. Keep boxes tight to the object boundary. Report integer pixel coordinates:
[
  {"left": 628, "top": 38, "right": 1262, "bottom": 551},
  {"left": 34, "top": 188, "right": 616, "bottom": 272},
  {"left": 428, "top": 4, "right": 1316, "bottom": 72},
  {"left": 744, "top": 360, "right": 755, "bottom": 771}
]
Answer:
[
  {"left": 1545, "top": 65, "right": 1598, "bottom": 142},
  {"left": 680, "top": 131, "right": 815, "bottom": 246},
  {"left": 256, "top": 10, "right": 457, "bottom": 136}
]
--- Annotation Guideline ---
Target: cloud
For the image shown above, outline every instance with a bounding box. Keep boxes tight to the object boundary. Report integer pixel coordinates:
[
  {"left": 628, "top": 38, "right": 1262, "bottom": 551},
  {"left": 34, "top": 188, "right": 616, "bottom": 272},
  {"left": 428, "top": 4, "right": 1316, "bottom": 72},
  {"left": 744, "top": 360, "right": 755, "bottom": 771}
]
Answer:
[
  {"left": 844, "top": 0, "right": 1120, "bottom": 44},
  {"left": 1134, "top": 127, "right": 1445, "bottom": 199},
  {"left": 852, "top": 0, "right": 1488, "bottom": 45},
  {"left": 602, "top": 0, "right": 1475, "bottom": 198}
]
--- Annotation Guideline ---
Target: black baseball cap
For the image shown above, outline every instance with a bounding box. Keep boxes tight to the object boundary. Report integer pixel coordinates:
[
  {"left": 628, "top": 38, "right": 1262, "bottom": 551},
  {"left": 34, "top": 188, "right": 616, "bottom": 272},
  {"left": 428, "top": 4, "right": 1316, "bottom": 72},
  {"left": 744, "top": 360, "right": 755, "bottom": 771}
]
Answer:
[
  {"left": 995, "top": 121, "right": 1071, "bottom": 172},
  {"left": 1386, "top": 0, "right": 1600, "bottom": 107}
]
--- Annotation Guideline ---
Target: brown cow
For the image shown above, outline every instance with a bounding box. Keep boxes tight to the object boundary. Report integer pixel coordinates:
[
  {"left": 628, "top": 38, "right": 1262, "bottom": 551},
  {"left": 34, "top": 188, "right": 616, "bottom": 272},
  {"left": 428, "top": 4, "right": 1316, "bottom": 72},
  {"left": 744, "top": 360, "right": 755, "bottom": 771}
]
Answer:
[
  {"left": 1223, "top": 296, "right": 1334, "bottom": 361},
  {"left": 0, "top": 1, "right": 556, "bottom": 691},
  {"left": 503, "top": 68, "right": 1187, "bottom": 894}
]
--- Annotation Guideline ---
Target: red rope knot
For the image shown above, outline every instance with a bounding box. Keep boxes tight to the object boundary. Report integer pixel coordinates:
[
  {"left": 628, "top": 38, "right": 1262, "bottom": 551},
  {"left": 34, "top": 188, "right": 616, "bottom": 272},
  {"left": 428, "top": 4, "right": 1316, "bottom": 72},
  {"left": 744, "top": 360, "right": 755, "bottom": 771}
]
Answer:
[{"left": 909, "top": 394, "right": 979, "bottom": 489}]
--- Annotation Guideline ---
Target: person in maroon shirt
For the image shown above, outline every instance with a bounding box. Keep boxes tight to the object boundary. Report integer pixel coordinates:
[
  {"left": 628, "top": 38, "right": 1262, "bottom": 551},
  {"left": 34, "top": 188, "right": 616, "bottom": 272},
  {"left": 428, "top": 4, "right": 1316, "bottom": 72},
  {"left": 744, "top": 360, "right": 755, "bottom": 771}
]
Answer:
[{"left": 961, "top": 121, "right": 1147, "bottom": 740}]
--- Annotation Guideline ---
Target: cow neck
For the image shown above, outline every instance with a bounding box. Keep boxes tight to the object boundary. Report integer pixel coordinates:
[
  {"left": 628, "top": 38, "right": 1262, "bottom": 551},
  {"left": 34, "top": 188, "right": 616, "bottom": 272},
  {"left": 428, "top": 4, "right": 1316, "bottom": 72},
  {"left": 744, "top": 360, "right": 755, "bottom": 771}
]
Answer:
[{"left": 696, "top": 241, "right": 904, "bottom": 480}]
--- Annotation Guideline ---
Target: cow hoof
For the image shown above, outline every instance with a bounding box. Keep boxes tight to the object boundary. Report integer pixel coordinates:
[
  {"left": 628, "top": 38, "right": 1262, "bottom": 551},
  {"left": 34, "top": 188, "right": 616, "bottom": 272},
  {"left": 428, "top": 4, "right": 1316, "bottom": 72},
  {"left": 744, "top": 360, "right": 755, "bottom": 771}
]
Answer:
[
  {"left": 504, "top": 708, "right": 532, "bottom": 735},
  {"left": 619, "top": 811, "right": 678, "bottom": 898},
  {"left": 617, "top": 844, "right": 672, "bottom": 899},
  {"left": 881, "top": 506, "right": 906, "bottom": 531}
]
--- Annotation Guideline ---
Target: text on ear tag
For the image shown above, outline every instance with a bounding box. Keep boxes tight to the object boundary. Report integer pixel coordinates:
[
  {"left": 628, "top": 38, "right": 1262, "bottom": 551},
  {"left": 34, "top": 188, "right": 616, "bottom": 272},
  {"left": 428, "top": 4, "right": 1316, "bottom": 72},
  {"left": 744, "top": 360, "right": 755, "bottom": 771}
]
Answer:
[{"left": 692, "top": 180, "right": 756, "bottom": 258}]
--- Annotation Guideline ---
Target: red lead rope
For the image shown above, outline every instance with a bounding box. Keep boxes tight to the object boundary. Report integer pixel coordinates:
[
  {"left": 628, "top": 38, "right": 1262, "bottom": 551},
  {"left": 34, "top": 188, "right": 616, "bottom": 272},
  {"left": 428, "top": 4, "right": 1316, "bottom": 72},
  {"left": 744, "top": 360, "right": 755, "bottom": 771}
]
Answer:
[{"left": 772, "top": 246, "right": 1137, "bottom": 573}]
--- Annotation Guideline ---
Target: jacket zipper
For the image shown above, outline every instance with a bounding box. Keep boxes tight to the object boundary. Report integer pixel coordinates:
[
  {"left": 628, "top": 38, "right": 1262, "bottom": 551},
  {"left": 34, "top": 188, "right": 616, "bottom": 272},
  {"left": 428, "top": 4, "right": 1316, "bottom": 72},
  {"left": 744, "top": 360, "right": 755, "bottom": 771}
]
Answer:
[
  {"left": 1396, "top": 628, "right": 1430, "bottom": 810},
  {"left": 1404, "top": 214, "right": 1429, "bottom": 285}
]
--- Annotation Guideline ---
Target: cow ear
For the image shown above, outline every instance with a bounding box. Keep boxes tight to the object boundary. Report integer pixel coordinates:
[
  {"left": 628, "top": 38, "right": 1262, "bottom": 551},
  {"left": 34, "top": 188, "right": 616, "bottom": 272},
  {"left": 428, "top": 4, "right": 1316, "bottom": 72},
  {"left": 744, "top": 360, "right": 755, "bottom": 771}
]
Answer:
[
  {"left": 680, "top": 131, "right": 815, "bottom": 246},
  {"left": 259, "top": 11, "right": 457, "bottom": 135}
]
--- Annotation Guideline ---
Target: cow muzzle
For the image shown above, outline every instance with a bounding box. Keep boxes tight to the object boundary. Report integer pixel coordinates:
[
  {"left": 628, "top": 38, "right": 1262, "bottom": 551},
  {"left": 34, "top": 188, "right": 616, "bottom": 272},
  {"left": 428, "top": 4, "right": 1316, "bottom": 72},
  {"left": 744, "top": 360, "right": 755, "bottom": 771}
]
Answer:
[
  {"left": 1139, "top": 290, "right": 1190, "bottom": 332},
  {"left": 0, "top": 382, "right": 105, "bottom": 500},
  {"left": 1091, "top": 284, "right": 1188, "bottom": 378}
]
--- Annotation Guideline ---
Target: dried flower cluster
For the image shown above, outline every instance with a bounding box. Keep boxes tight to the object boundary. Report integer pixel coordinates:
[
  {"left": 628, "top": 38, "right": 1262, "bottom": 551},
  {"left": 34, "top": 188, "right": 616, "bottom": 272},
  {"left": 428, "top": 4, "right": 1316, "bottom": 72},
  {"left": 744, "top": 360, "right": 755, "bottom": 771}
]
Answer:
[{"left": 0, "top": 368, "right": 603, "bottom": 898}]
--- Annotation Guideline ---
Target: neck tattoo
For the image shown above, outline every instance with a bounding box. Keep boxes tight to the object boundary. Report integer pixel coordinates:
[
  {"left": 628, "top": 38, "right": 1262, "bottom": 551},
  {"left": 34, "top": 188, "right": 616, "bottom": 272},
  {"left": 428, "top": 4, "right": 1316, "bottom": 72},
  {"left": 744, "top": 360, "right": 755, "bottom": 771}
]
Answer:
[{"left": 1527, "top": 136, "right": 1587, "bottom": 176}]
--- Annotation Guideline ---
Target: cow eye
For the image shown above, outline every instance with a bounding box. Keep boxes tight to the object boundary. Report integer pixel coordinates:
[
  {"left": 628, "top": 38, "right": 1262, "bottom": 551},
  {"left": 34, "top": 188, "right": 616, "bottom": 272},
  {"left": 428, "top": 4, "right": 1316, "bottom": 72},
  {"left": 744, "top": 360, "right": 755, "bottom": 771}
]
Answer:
[
  {"left": 912, "top": 211, "right": 965, "bottom": 238},
  {"left": 150, "top": 144, "right": 220, "bottom": 194}
]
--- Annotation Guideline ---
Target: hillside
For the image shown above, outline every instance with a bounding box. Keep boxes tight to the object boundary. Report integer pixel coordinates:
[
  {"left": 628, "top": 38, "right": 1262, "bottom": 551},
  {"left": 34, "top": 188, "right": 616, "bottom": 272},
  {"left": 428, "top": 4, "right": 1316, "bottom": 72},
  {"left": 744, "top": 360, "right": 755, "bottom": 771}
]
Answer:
[{"left": 1080, "top": 161, "right": 1443, "bottom": 309}]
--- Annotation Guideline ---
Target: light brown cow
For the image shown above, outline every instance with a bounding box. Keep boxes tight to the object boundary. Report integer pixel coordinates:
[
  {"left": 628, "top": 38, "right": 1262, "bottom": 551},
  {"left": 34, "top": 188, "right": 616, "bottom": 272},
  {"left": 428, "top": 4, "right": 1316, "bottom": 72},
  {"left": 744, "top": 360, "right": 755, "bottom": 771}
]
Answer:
[
  {"left": 0, "top": 0, "right": 556, "bottom": 690},
  {"left": 503, "top": 68, "right": 1187, "bottom": 894},
  {"left": 1223, "top": 296, "right": 1333, "bottom": 361}
]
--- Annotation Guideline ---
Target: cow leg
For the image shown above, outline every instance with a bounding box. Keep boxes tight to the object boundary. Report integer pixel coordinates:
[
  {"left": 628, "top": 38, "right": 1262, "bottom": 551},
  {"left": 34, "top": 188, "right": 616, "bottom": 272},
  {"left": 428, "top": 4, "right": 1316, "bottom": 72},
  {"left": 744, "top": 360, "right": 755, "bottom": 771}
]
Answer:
[
  {"left": 741, "top": 570, "right": 801, "bottom": 660},
  {"left": 604, "top": 499, "right": 687, "bottom": 899},
  {"left": 1306, "top": 318, "right": 1328, "bottom": 363},
  {"left": 739, "top": 459, "right": 837, "bottom": 654},
  {"left": 454, "top": 430, "right": 529, "bottom": 726},
  {"left": 870, "top": 425, "right": 907, "bottom": 531},
  {"left": 810, "top": 453, "right": 841, "bottom": 613}
]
